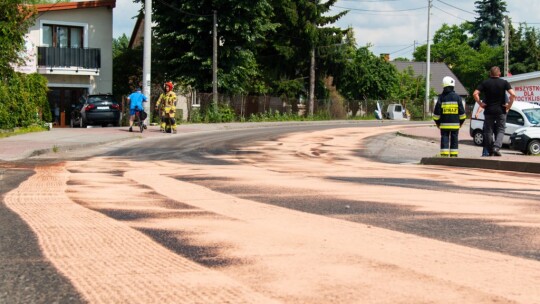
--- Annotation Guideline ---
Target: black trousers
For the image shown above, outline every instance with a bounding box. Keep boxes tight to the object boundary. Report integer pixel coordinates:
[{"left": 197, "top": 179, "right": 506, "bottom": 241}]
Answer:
[
  {"left": 440, "top": 129, "right": 459, "bottom": 156},
  {"left": 483, "top": 113, "right": 506, "bottom": 151}
]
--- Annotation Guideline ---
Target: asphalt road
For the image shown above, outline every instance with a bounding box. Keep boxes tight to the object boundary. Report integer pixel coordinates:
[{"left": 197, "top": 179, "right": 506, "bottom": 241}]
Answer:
[
  {"left": 93, "top": 123, "right": 540, "bottom": 260},
  {"left": 1, "top": 122, "right": 539, "bottom": 303}
]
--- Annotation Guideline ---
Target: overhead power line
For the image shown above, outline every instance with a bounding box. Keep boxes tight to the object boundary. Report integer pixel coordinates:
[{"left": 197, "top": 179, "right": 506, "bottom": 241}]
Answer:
[
  {"left": 334, "top": 9, "right": 424, "bottom": 17},
  {"left": 333, "top": 5, "right": 427, "bottom": 13},
  {"left": 436, "top": 0, "right": 476, "bottom": 15},
  {"left": 432, "top": 5, "right": 471, "bottom": 22},
  {"left": 389, "top": 44, "right": 414, "bottom": 55}
]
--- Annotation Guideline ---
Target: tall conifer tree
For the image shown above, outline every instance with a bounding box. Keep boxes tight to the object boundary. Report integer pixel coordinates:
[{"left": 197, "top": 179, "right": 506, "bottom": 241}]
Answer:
[{"left": 470, "top": 0, "right": 508, "bottom": 49}]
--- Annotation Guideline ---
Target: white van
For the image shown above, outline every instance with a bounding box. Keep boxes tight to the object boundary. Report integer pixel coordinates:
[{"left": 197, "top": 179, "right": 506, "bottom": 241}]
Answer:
[
  {"left": 469, "top": 101, "right": 540, "bottom": 146},
  {"left": 384, "top": 104, "right": 406, "bottom": 120}
]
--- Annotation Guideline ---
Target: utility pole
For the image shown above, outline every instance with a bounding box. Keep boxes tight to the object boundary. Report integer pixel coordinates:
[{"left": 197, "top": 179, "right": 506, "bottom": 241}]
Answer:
[
  {"left": 424, "top": 0, "right": 432, "bottom": 120},
  {"left": 212, "top": 10, "right": 218, "bottom": 109},
  {"left": 504, "top": 15, "right": 509, "bottom": 77},
  {"left": 143, "top": 0, "right": 152, "bottom": 125},
  {"left": 309, "top": 47, "right": 315, "bottom": 117}
]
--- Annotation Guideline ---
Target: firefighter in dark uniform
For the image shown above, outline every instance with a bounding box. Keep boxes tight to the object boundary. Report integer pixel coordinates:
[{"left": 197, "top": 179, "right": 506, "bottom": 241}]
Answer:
[{"left": 433, "top": 76, "right": 466, "bottom": 157}]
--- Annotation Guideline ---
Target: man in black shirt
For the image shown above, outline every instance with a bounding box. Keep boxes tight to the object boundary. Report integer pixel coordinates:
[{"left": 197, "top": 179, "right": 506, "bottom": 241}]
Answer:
[{"left": 472, "top": 66, "right": 516, "bottom": 156}]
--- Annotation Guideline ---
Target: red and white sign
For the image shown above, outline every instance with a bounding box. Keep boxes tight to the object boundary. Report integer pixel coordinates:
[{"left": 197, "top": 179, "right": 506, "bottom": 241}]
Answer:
[{"left": 514, "top": 85, "right": 540, "bottom": 103}]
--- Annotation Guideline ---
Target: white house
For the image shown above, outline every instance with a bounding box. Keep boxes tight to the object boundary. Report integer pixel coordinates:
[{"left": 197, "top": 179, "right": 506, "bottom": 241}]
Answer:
[{"left": 16, "top": 0, "right": 115, "bottom": 126}]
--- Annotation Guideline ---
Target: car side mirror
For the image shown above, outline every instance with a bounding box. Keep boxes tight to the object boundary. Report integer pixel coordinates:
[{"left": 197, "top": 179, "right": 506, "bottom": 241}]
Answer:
[{"left": 517, "top": 118, "right": 524, "bottom": 124}]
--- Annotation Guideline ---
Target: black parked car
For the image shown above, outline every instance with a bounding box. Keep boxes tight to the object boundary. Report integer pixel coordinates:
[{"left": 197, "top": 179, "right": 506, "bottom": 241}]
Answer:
[{"left": 71, "top": 94, "right": 122, "bottom": 128}]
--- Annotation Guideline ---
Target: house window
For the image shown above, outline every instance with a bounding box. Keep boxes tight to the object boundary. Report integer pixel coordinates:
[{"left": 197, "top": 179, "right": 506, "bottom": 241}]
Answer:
[
  {"left": 192, "top": 92, "right": 200, "bottom": 107},
  {"left": 42, "top": 24, "right": 84, "bottom": 48}
]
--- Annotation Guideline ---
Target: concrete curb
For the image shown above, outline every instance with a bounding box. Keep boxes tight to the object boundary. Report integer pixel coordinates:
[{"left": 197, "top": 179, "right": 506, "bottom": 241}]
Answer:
[
  {"left": 420, "top": 157, "right": 540, "bottom": 174},
  {"left": 26, "top": 137, "right": 138, "bottom": 159},
  {"left": 396, "top": 131, "right": 437, "bottom": 142}
]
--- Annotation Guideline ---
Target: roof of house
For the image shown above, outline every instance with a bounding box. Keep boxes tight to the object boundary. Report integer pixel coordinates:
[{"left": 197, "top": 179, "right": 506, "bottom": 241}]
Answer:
[
  {"left": 391, "top": 61, "right": 469, "bottom": 96},
  {"left": 35, "top": 0, "right": 115, "bottom": 12},
  {"left": 129, "top": 14, "right": 144, "bottom": 49},
  {"left": 503, "top": 71, "right": 540, "bottom": 83}
]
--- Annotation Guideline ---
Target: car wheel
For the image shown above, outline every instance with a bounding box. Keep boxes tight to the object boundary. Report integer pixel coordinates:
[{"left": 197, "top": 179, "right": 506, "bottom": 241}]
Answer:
[
  {"left": 527, "top": 139, "right": 540, "bottom": 155},
  {"left": 472, "top": 130, "right": 483, "bottom": 146}
]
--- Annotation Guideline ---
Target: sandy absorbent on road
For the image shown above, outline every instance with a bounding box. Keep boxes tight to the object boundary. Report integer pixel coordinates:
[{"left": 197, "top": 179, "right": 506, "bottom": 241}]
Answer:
[{"left": 5, "top": 125, "right": 540, "bottom": 303}]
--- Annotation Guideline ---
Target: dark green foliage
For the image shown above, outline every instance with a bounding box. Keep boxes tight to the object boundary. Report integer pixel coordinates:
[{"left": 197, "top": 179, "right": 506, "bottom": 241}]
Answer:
[
  {"left": 509, "top": 24, "right": 540, "bottom": 74},
  {"left": 413, "top": 23, "right": 504, "bottom": 97},
  {"left": 390, "top": 67, "right": 436, "bottom": 120},
  {"left": 469, "top": 0, "right": 508, "bottom": 49},
  {"left": 337, "top": 46, "right": 398, "bottom": 116},
  {"left": 150, "top": 0, "right": 276, "bottom": 95},
  {"left": 0, "top": 1, "right": 36, "bottom": 77},
  {"left": 260, "top": 0, "right": 347, "bottom": 100},
  {"left": 188, "top": 103, "right": 235, "bottom": 123},
  {"left": 0, "top": 73, "right": 50, "bottom": 129},
  {"left": 112, "top": 34, "right": 143, "bottom": 100}
]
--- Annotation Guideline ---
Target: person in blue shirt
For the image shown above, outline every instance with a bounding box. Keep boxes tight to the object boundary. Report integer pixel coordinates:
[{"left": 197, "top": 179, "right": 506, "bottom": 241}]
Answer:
[{"left": 127, "top": 87, "right": 148, "bottom": 132}]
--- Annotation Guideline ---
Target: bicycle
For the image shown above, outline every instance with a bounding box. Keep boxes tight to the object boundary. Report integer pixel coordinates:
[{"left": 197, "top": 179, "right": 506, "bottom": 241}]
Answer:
[{"left": 134, "top": 108, "right": 146, "bottom": 133}]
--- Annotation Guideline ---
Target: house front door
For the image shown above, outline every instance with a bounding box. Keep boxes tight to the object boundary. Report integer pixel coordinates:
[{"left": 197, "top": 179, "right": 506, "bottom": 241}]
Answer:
[{"left": 47, "top": 87, "right": 87, "bottom": 127}]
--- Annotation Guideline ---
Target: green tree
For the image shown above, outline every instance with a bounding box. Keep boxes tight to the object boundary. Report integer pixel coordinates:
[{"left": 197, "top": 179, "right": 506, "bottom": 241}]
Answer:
[
  {"left": 413, "top": 23, "right": 471, "bottom": 66},
  {"left": 150, "top": 0, "right": 276, "bottom": 96},
  {"left": 413, "top": 22, "right": 503, "bottom": 97},
  {"left": 337, "top": 46, "right": 398, "bottom": 116},
  {"left": 0, "top": 1, "right": 36, "bottom": 78},
  {"left": 112, "top": 34, "right": 143, "bottom": 101},
  {"left": 255, "top": 0, "right": 346, "bottom": 114},
  {"left": 391, "top": 67, "right": 434, "bottom": 119},
  {"left": 509, "top": 24, "right": 540, "bottom": 74},
  {"left": 112, "top": 34, "right": 130, "bottom": 59},
  {"left": 469, "top": 0, "right": 508, "bottom": 49},
  {"left": 393, "top": 57, "right": 411, "bottom": 62}
]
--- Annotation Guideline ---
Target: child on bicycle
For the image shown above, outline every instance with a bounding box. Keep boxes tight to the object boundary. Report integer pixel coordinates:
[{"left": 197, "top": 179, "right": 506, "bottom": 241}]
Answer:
[{"left": 127, "top": 87, "right": 148, "bottom": 132}]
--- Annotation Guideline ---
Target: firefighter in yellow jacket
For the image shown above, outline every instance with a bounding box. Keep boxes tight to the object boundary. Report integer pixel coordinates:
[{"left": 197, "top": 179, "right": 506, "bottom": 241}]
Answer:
[
  {"left": 433, "top": 76, "right": 466, "bottom": 157},
  {"left": 155, "top": 82, "right": 177, "bottom": 133}
]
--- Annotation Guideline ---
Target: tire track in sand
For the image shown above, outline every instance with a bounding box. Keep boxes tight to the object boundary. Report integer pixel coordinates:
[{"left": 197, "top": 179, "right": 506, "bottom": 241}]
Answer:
[{"left": 4, "top": 164, "right": 277, "bottom": 304}]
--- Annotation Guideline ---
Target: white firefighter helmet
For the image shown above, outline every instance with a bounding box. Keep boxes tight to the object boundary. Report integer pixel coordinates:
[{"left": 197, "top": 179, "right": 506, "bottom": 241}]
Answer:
[{"left": 442, "top": 76, "right": 455, "bottom": 88}]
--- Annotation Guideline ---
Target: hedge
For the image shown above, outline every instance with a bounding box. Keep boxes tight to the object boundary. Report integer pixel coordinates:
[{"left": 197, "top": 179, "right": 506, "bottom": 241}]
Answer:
[{"left": 0, "top": 72, "right": 50, "bottom": 129}]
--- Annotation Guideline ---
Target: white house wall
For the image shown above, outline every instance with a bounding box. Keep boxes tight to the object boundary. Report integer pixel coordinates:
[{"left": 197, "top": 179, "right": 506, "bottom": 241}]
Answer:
[{"left": 27, "top": 6, "right": 113, "bottom": 94}]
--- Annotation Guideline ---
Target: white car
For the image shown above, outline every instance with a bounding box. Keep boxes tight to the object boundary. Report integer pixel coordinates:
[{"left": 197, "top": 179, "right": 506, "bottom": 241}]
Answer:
[
  {"left": 470, "top": 101, "right": 540, "bottom": 146},
  {"left": 510, "top": 126, "right": 540, "bottom": 155}
]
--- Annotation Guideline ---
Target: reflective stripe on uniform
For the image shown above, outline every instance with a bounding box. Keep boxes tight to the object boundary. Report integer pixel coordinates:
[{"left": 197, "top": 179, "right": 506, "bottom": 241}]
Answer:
[
  {"left": 440, "top": 149, "right": 450, "bottom": 157},
  {"left": 441, "top": 101, "right": 459, "bottom": 114},
  {"left": 440, "top": 123, "right": 460, "bottom": 130}
]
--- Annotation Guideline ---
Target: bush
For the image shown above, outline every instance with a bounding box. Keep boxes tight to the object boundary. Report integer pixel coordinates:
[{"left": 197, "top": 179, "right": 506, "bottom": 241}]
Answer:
[
  {"left": 0, "top": 72, "right": 49, "bottom": 129},
  {"left": 189, "top": 103, "right": 236, "bottom": 123}
]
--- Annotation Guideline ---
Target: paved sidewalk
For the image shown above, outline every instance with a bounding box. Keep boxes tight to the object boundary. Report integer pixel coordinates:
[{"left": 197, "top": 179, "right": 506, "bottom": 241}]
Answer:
[
  {"left": 398, "top": 123, "right": 540, "bottom": 174},
  {"left": 0, "top": 126, "right": 166, "bottom": 161}
]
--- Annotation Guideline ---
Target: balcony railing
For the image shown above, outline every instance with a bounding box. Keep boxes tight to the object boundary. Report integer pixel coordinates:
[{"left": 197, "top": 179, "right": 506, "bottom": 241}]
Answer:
[{"left": 38, "top": 47, "right": 101, "bottom": 69}]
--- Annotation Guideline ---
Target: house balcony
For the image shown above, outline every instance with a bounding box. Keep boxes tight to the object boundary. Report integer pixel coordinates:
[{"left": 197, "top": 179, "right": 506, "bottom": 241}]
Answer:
[{"left": 37, "top": 46, "right": 101, "bottom": 76}]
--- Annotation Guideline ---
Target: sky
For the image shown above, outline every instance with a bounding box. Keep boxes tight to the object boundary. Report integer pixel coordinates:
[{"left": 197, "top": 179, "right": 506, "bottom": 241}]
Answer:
[{"left": 112, "top": 0, "right": 540, "bottom": 60}]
